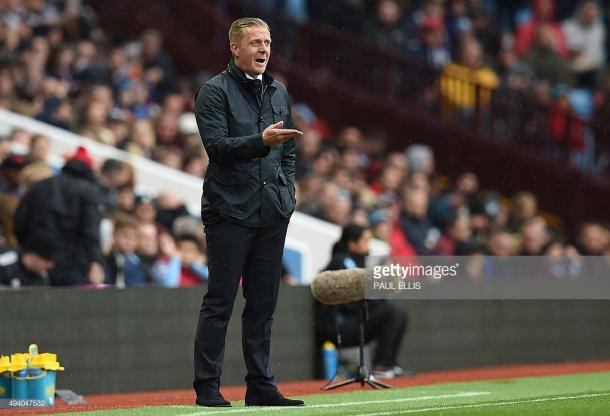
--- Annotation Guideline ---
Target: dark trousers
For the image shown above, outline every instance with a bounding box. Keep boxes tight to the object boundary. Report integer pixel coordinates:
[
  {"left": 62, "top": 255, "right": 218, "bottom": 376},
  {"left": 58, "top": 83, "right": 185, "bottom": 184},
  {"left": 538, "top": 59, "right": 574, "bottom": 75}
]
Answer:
[
  {"left": 193, "top": 219, "right": 289, "bottom": 395},
  {"left": 320, "top": 301, "right": 408, "bottom": 368}
]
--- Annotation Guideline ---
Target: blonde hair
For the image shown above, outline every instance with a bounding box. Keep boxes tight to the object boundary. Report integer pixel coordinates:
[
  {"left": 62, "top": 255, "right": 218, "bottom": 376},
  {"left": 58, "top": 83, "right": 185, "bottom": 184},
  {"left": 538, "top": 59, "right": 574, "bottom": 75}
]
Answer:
[{"left": 228, "top": 17, "right": 269, "bottom": 43}]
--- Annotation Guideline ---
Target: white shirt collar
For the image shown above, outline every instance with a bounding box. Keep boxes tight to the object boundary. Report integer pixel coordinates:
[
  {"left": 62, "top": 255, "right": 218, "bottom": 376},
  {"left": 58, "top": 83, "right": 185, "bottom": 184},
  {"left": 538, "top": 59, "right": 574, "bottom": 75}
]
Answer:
[{"left": 245, "top": 73, "right": 263, "bottom": 81}]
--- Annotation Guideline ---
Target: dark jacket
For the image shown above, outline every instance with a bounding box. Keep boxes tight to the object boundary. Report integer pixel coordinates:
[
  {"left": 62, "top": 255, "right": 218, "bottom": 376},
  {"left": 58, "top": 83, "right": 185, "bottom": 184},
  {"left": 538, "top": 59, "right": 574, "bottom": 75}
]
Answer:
[
  {"left": 14, "top": 160, "right": 104, "bottom": 286},
  {"left": 194, "top": 59, "right": 296, "bottom": 227},
  {"left": 0, "top": 248, "right": 47, "bottom": 287}
]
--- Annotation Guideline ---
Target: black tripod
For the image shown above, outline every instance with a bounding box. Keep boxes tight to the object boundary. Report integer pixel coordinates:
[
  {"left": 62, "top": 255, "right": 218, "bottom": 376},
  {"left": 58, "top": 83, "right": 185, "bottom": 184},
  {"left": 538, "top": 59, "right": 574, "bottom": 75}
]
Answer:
[{"left": 322, "top": 301, "right": 392, "bottom": 390}]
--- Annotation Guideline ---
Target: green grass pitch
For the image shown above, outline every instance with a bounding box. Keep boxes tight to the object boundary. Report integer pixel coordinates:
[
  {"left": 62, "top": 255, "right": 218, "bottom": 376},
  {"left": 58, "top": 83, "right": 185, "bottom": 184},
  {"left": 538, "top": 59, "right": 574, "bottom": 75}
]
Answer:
[{"left": 55, "top": 371, "right": 610, "bottom": 416}]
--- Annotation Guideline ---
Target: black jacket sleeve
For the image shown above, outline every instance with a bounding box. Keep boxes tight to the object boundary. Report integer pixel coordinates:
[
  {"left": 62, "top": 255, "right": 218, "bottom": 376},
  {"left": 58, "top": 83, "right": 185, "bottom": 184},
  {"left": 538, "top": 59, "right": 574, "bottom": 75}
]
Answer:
[
  {"left": 195, "top": 83, "right": 269, "bottom": 164},
  {"left": 79, "top": 184, "right": 104, "bottom": 265}
]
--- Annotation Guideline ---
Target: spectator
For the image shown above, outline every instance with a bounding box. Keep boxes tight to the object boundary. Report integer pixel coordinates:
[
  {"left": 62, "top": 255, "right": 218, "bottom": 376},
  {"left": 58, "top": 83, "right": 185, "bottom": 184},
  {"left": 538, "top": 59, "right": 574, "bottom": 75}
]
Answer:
[
  {"left": 436, "top": 212, "right": 472, "bottom": 255},
  {"left": 430, "top": 172, "right": 479, "bottom": 229},
  {"left": 134, "top": 194, "right": 158, "bottom": 225},
  {"left": 295, "top": 174, "right": 324, "bottom": 215},
  {"left": 574, "top": 222, "right": 610, "bottom": 277},
  {"left": 562, "top": 0, "right": 606, "bottom": 89},
  {"left": 136, "top": 222, "right": 160, "bottom": 281},
  {"left": 183, "top": 151, "right": 208, "bottom": 177},
  {"left": 0, "top": 155, "right": 37, "bottom": 251},
  {"left": 139, "top": 29, "right": 176, "bottom": 99},
  {"left": 314, "top": 223, "right": 408, "bottom": 379},
  {"left": 155, "top": 190, "right": 190, "bottom": 231},
  {"left": 99, "top": 158, "right": 132, "bottom": 212},
  {"left": 104, "top": 216, "right": 148, "bottom": 287},
  {"left": 385, "top": 151, "right": 408, "bottom": 174},
  {"left": 498, "top": 43, "right": 535, "bottom": 93},
  {"left": 14, "top": 146, "right": 105, "bottom": 286},
  {"left": 363, "top": 0, "right": 408, "bottom": 50},
  {"left": 296, "top": 129, "right": 322, "bottom": 178},
  {"left": 123, "top": 118, "right": 156, "bottom": 157},
  {"left": 523, "top": 24, "right": 575, "bottom": 86},
  {"left": 370, "top": 165, "right": 404, "bottom": 196},
  {"left": 519, "top": 216, "right": 551, "bottom": 255},
  {"left": 35, "top": 77, "right": 71, "bottom": 128},
  {"left": 154, "top": 145, "right": 183, "bottom": 169},
  {"left": 108, "top": 110, "right": 130, "bottom": 146},
  {"left": 0, "top": 191, "right": 20, "bottom": 248},
  {"left": 80, "top": 100, "right": 116, "bottom": 145},
  {"left": 411, "top": 16, "right": 450, "bottom": 69},
  {"left": 152, "top": 233, "right": 208, "bottom": 287},
  {"left": 405, "top": 144, "right": 434, "bottom": 175},
  {"left": 542, "top": 239, "right": 582, "bottom": 279},
  {"left": 404, "top": 171, "right": 431, "bottom": 194},
  {"left": 486, "top": 229, "right": 515, "bottom": 256},
  {"left": 440, "top": 37, "right": 499, "bottom": 116},
  {"left": 515, "top": 0, "right": 569, "bottom": 57},
  {"left": 72, "top": 39, "right": 107, "bottom": 83},
  {"left": 404, "top": 0, "right": 446, "bottom": 42},
  {"left": 400, "top": 189, "right": 439, "bottom": 255},
  {"left": 115, "top": 184, "right": 136, "bottom": 215},
  {"left": 507, "top": 191, "right": 539, "bottom": 232},
  {"left": 0, "top": 154, "right": 29, "bottom": 194},
  {"left": 446, "top": 0, "right": 473, "bottom": 47},
  {"left": 27, "top": 134, "right": 50, "bottom": 165},
  {"left": 387, "top": 196, "right": 418, "bottom": 258},
  {"left": 575, "top": 222, "right": 609, "bottom": 255},
  {"left": 155, "top": 113, "right": 180, "bottom": 148},
  {"left": 320, "top": 189, "right": 352, "bottom": 226},
  {"left": 469, "top": 4, "right": 502, "bottom": 59},
  {"left": 21, "top": 162, "right": 53, "bottom": 189}
]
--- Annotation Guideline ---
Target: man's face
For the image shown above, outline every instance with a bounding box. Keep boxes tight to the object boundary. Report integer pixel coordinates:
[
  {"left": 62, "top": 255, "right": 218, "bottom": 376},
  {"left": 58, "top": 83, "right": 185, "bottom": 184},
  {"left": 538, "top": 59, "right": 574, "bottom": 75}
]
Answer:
[{"left": 231, "top": 26, "right": 271, "bottom": 76}]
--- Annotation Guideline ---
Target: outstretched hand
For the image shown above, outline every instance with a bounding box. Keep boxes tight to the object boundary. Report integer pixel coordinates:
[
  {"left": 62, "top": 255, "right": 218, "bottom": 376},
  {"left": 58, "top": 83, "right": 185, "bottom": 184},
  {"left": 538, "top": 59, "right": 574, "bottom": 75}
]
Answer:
[{"left": 262, "top": 121, "right": 302, "bottom": 145}]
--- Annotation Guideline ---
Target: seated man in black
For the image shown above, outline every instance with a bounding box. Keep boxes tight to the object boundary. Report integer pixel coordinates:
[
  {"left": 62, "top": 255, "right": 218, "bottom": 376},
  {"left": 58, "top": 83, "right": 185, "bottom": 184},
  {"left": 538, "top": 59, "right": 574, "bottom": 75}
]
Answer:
[{"left": 315, "top": 223, "right": 409, "bottom": 378}]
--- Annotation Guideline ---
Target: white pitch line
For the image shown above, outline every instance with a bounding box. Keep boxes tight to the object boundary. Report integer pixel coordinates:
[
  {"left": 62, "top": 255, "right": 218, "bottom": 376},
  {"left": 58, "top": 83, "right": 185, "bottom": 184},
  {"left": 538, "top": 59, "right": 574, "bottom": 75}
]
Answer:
[
  {"left": 352, "top": 391, "right": 610, "bottom": 416},
  {"left": 179, "top": 391, "right": 489, "bottom": 416}
]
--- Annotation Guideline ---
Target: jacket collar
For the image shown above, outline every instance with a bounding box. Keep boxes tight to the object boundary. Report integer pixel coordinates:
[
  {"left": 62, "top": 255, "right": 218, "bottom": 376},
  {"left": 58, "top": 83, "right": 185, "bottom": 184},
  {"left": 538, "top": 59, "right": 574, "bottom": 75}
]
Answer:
[{"left": 227, "top": 58, "right": 274, "bottom": 87}]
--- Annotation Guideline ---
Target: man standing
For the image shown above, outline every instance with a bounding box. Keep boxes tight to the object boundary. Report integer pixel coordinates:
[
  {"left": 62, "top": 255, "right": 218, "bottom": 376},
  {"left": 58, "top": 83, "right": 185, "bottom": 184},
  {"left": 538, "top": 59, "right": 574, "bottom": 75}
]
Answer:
[
  {"left": 14, "top": 146, "right": 105, "bottom": 286},
  {"left": 193, "top": 18, "right": 303, "bottom": 407}
]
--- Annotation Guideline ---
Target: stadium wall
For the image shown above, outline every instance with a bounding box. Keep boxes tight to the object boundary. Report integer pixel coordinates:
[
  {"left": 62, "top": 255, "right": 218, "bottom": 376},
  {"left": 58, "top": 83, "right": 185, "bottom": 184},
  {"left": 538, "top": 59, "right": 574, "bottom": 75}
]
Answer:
[{"left": 2, "top": 287, "right": 610, "bottom": 394}]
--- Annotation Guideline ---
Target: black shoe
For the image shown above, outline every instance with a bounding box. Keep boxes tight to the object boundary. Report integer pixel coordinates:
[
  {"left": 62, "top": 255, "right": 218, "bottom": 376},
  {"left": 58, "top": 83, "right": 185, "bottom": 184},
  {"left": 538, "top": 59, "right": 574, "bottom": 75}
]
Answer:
[
  {"left": 245, "top": 390, "right": 304, "bottom": 407},
  {"left": 195, "top": 384, "right": 231, "bottom": 407}
]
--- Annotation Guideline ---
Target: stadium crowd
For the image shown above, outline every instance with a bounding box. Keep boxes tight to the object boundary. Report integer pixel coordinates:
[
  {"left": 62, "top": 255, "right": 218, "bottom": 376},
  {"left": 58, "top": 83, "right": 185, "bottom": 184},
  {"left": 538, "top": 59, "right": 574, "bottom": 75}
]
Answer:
[
  {"left": 0, "top": 0, "right": 609, "bottom": 289},
  {"left": 249, "top": 0, "right": 610, "bottom": 173},
  {"left": 0, "top": 0, "right": 212, "bottom": 288}
]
